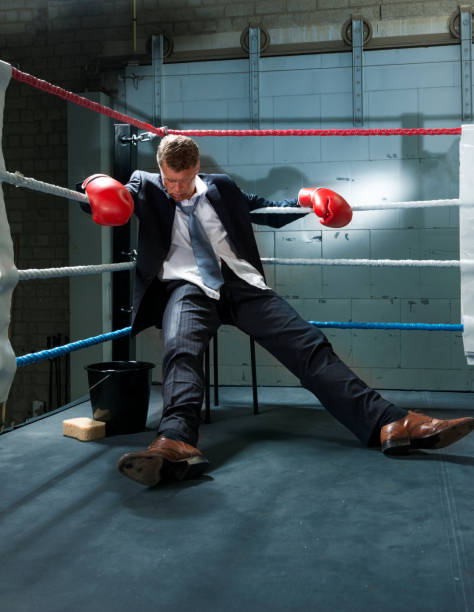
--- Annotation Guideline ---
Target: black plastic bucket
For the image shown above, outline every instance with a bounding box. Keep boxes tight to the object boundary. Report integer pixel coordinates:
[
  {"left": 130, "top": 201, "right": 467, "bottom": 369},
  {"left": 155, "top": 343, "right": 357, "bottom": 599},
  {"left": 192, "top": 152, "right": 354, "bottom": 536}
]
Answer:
[{"left": 85, "top": 361, "right": 155, "bottom": 435}]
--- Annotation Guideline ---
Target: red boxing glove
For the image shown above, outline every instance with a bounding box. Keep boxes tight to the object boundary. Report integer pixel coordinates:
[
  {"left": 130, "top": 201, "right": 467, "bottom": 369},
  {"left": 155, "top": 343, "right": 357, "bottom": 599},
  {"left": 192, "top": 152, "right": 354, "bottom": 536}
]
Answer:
[
  {"left": 298, "top": 187, "right": 352, "bottom": 228},
  {"left": 82, "top": 174, "right": 134, "bottom": 226}
]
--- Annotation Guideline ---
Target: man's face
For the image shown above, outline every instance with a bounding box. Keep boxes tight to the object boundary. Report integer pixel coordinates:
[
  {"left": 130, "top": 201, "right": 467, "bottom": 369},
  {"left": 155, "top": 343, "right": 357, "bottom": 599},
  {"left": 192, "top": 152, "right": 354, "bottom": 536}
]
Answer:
[{"left": 160, "top": 161, "right": 200, "bottom": 202}]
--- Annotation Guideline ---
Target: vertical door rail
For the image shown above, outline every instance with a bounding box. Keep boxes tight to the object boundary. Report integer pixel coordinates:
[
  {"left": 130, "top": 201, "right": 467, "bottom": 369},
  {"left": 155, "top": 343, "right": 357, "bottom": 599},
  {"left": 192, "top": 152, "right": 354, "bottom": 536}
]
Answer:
[{"left": 352, "top": 15, "right": 364, "bottom": 127}]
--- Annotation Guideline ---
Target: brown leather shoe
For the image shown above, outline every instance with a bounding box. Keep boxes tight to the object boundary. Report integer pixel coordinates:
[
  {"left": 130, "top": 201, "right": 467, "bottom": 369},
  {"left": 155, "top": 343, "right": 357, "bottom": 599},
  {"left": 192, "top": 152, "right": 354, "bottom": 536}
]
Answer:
[
  {"left": 381, "top": 411, "right": 474, "bottom": 455},
  {"left": 117, "top": 436, "right": 210, "bottom": 486}
]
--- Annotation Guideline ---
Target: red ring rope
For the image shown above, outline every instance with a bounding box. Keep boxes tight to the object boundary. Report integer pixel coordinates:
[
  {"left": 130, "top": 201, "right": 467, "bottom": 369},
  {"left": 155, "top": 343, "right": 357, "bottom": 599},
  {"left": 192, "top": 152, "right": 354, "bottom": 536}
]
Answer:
[
  {"left": 11, "top": 66, "right": 463, "bottom": 138},
  {"left": 11, "top": 66, "right": 164, "bottom": 136}
]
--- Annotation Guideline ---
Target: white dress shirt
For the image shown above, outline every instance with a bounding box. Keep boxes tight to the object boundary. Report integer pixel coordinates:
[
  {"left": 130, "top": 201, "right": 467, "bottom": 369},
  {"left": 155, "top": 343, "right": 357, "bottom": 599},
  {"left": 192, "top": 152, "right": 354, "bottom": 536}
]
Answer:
[{"left": 158, "top": 175, "right": 270, "bottom": 299}]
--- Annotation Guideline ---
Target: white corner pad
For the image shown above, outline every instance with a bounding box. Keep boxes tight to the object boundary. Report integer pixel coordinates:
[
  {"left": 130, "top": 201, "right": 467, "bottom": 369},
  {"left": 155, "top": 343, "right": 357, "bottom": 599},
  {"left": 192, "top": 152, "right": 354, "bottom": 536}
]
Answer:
[
  {"left": 0, "top": 59, "right": 19, "bottom": 402},
  {"left": 459, "top": 124, "right": 474, "bottom": 365}
]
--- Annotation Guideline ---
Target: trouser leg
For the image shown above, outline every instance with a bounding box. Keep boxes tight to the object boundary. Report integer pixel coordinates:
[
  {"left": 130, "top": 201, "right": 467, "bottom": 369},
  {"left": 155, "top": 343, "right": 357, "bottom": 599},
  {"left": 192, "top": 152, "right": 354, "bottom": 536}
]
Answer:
[
  {"left": 158, "top": 282, "right": 220, "bottom": 446},
  {"left": 225, "top": 279, "right": 407, "bottom": 445}
]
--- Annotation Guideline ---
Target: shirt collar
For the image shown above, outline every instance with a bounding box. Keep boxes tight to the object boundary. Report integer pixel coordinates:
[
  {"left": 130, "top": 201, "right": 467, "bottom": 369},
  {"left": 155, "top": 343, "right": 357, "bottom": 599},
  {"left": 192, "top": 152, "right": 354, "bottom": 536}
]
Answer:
[
  {"left": 179, "top": 175, "right": 207, "bottom": 206},
  {"left": 194, "top": 175, "right": 207, "bottom": 198}
]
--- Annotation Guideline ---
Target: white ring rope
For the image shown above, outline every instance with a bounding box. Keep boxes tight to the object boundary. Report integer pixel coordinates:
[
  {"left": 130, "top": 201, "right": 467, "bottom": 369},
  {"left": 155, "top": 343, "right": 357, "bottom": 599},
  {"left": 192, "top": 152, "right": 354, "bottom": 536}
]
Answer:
[
  {"left": 0, "top": 168, "right": 471, "bottom": 214},
  {"left": 0, "top": 169, "right": 88, "bottom": 203},
  {"left": 18, "top": 262, "right": 136, "bottom": 281},
  {"left": 261, "top": 258, "right": 468, "bottom": 268},
  {"left": 253, "top": 198, "right": 470, "bottom": 215},
  {"left": 351, "top": 199, "right": 465, "bottom": 211},
  {"left": 1, "top": 165, "right": 467, "bottom": 277},
  {"left": 17, "top": 258, "right": 471, "bottom": 282}
]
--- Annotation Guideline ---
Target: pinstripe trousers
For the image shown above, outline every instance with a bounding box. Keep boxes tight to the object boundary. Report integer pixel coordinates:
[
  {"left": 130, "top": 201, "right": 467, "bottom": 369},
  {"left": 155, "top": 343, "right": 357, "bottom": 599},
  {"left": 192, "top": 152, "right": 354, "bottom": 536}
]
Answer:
[{"left": 158, "top": 268, "right": 407, "bottom": 447}]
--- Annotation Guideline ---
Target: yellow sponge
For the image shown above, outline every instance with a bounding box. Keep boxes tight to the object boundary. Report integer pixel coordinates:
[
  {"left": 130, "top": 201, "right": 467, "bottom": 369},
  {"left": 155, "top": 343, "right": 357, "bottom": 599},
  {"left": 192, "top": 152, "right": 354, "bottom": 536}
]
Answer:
[{"left": 63, "top": 417, "right": 106, "bottom": 441}]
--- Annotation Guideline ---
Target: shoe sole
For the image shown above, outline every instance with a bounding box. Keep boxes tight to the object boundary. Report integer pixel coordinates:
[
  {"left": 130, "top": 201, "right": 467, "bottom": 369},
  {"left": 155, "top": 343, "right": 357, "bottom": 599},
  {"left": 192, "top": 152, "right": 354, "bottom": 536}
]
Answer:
[
  {"left": 382, "top": 419, "right": 474, "bottom": 456},
  {"left": 117, "top": 453, "right": 210, "bottom": 487}
]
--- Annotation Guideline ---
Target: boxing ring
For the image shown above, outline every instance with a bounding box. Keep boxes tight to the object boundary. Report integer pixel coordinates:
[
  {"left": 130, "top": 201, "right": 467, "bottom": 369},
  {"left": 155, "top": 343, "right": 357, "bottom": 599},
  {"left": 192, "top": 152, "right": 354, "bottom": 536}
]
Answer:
[
  {"left": 2, "top": 58, "right": 474, "bottom": 408},
  {"left": 2, "top": 59, "right": 474, "bottom": 612}
]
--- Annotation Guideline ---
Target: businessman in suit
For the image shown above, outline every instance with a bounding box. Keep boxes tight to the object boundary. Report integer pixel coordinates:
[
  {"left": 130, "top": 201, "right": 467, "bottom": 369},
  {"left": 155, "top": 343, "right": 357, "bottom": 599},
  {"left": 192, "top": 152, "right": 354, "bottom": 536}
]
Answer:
[{"left": 83, "top": 135, "right": 474, "bottom": 487}]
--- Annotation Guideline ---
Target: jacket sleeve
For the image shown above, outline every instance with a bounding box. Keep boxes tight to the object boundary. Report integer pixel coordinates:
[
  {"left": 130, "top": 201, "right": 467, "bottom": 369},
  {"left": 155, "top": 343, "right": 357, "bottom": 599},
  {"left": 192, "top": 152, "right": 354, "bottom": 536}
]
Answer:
[
  {"left": 122, "top": 169, "right": 143, "bottom": 219},
  {"left": 125, "top": 170, "right": 142, "bottom": 201},
  {"left": 238, "top": 184, "right": 306, "bottom": 230}
]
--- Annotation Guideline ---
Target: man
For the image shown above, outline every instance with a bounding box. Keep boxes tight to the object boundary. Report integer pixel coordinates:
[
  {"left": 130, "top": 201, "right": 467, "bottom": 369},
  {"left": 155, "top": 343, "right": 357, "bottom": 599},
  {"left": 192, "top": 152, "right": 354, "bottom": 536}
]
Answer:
[{"left": 83, "top": 135, "right": 474, "bottom": 487}]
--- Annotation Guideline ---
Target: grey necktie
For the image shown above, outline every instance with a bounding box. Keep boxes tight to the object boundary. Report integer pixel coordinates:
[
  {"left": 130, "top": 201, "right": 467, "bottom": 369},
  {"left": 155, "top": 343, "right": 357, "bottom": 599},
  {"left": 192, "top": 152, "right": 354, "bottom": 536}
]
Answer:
[{"left": 176, "top": 196, "right": 224, "bottom": 291}]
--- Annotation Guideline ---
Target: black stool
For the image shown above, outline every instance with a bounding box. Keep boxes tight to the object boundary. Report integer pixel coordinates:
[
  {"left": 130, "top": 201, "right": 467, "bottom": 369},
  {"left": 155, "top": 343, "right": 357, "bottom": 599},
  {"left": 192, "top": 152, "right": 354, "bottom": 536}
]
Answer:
[{"left": 203, "top": 332, "right": 259, "bottom": 423}]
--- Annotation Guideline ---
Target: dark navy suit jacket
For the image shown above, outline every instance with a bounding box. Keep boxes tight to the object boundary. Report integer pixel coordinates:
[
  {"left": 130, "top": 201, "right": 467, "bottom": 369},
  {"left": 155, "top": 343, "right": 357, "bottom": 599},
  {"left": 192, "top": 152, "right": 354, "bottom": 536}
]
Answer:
[{"left": 122, "top": 171, "right": 302, "bottom": 335}]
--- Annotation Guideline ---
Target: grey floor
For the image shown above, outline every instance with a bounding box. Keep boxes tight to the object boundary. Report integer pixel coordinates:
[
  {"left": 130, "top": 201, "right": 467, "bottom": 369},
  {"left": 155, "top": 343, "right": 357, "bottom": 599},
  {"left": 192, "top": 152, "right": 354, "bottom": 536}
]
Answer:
[{"left": 1, "top": 386, "right": 474, "bottom": 612}]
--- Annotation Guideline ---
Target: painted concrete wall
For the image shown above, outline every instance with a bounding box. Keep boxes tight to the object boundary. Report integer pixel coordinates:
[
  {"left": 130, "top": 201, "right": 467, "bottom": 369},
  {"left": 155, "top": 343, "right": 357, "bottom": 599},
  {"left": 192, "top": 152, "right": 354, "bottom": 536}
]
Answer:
[
  {"left": 116, "top": 44, "right": 474, "bottom": 391},
  {"left": 2, "top": 0, "right": 470, "bottom": 422}
]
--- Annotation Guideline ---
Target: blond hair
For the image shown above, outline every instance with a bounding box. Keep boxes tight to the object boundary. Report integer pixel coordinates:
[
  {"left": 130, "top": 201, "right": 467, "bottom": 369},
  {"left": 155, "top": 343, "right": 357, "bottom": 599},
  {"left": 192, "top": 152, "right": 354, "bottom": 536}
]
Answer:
[{"left": 157, "top": 135, "right": 200, "bottom": 171}]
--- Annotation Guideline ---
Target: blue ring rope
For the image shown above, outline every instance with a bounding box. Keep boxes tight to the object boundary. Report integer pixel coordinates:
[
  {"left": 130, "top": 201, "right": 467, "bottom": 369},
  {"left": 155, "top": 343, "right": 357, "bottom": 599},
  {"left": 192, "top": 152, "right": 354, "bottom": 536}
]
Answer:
[
  {"left": 16, "top": 327, "right": 132, "bottom": 367},
  {"left": 15, "top": 321, "right": 463, "bottom": 368},
  {"left": 309, "top": 321, "right": 463, "bottom": 331}
]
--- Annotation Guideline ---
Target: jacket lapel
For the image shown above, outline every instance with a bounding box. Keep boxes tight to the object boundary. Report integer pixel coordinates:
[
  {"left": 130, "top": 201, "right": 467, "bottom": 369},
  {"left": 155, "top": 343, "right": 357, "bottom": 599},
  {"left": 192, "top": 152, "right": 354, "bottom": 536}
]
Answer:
[
  {"left": 205, "top": 182, "right": 233, "bottom": 235},
  {"left": 153, "top": 174, "right": 176, "bottom": 243}
]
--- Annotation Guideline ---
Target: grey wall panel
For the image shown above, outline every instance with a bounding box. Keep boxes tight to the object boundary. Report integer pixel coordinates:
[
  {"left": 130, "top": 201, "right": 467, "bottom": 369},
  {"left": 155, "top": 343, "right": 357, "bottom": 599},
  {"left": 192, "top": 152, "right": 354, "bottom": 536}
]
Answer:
[{"left": 352, "top": 330, "right": 401, "bottom": 368}]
